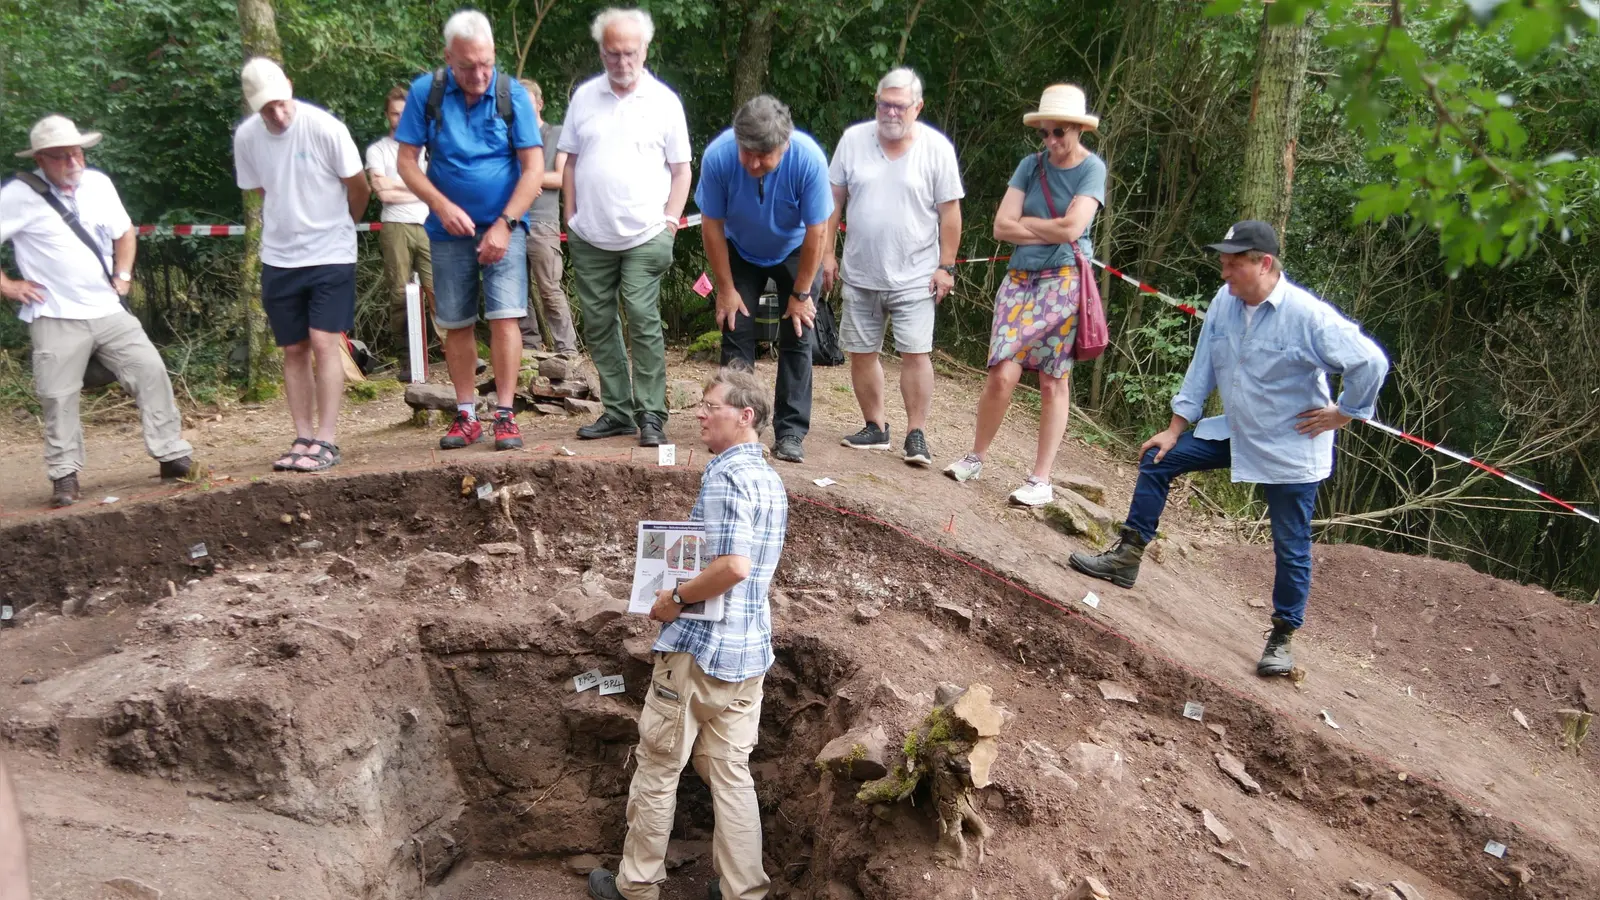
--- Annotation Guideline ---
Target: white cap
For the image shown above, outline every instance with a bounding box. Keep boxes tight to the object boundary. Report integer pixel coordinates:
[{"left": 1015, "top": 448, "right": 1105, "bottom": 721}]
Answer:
[
  {"left": 241, "top": 57, "right": 293, "bottom": 113},
  {"left": 14, "top": 115, "right": 103, "bottom": 158}
]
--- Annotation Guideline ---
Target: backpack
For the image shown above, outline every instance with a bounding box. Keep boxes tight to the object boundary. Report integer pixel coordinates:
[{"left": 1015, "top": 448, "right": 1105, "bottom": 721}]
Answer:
[
  {"left": 423, "top": 67, "right": 516, "bottom": 159},
  {"left": 812, "top": 296, "right": 845, "bottom": 366}
]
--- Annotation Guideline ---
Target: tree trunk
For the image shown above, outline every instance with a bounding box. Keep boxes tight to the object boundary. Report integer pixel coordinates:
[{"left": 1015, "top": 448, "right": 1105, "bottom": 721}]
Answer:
[
  {"left": 1238, "top": 9, "right": 1313, "bottom": 237},
  {"left": 730, "top": 1, "right": 776, "bottom": 113},
  {"left": 237, "top": 0, "right": 284, "bottom": 401}
]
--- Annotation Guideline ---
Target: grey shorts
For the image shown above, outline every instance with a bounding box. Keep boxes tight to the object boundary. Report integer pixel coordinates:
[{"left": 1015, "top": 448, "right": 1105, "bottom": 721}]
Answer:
[{"left": 839, "top": 283, "right": 936, "bottom": 355}]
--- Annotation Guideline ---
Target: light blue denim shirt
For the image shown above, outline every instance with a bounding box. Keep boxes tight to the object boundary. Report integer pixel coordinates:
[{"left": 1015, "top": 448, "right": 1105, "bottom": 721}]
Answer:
[{"left": 1172, "top": 275, "right": 1390, "bottom": 485}]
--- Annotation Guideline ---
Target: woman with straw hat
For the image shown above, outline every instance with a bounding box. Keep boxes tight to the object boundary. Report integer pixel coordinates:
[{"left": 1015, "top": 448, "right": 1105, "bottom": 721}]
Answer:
[{"left": 943, "top": 84, "right": 1107, "bottom": 506}]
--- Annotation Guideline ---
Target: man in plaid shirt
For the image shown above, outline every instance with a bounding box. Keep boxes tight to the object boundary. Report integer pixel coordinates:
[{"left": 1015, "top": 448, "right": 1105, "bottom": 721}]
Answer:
[{"left": 590, "top": 366, "right": 788, "bottom": 900}]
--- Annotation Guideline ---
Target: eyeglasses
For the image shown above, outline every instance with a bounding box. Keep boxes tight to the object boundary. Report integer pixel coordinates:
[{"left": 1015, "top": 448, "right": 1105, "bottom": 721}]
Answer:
[
  {"left": 1037, "top": 127, "right": 1075, "bottom": 140},
  {"left": 601, "top": 47, "right": 642, "bottom": 62},
  {"left": 35, "top": 147, "right": 84, "bottom": 162},
  {"left": 876, "top": 100, "right": 913, "bottom": 115},
  {"left": 696, "top": 401, "right": 730, "bottom": 413}
]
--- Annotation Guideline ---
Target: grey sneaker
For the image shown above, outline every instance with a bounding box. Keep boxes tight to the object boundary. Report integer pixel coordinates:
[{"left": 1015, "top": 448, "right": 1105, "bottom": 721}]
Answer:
[
  {"left": 1257, "top": 617, "right": 1297, "bottom": 677},
  {"left": 842, "top": 422, "right": 890, "bottom": 450},
  {"left": 773, "top": 436, "right": 805, "bottom": 463},
  {"left": 1068, "top": 527, "right": 1148, "bottom": 589},
  {"left": 943, "top": 453, "right": 983, "bottom": 482},
  {"left": 903, "top": 429, "right": 932, "bottom": 467},
  {"left": 588, "top": 868, "right": 624, "bottom": 900}
]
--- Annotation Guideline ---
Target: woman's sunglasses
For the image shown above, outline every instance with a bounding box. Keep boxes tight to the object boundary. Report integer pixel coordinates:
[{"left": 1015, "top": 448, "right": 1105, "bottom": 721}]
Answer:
[{"left": 1037, "top": 127, "right": 1075, "bottom": 140}]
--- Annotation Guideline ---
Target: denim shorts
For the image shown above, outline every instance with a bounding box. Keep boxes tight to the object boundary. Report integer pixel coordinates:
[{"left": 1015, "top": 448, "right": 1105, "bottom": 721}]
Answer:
[
  {"left": 260, "top": 263, "right": 356, "bottom": 346},
  {"left": 430, "top": 225, "right": 529, "bottom": 329}
]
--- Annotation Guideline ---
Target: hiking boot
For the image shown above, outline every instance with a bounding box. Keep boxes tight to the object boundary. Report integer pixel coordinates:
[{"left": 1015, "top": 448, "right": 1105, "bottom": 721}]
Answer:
[
  {"left": 577, "top": 414, "right": 638, "bottom": 440},
  {"left": 903, "top": 429, "right": 932, "bottom": 467},
  {"left": 492, "top": 411, "right": 523, "bottom": 451},
  {"left": 439, "top": 412, "right": 483, "bottom": 450},
  {"left": 638, "top": 412, "right": 666, "bottom": 448},
  {"left": 587, "top": 867, "right": 624, "bottom": 900},
  {"left": 943, "top": 453, "right": 983, "bottom": 483},
  {"left": 1008, "top": 477, "right": 1054, "bottom": 507},
  {"left": 773, "top": 435, "right": 805, "bottom": 463},
  {"left": 1257, "top": 617, "right": 1297, "bottom": 677},
  {"left": 50, "top": 472, "right": 80, "bottom": 508},
  {"left": 708, "top": 880, "right": 723, "bottom": 900},
  {"left": 842, "top": 422, "right": 890, "bottom": 451},
  {"left": 1068, "top": 527, "right": 1147, "bottom": 589},
  {"left": 158, "top": 455, "right": 193, "bottom": 481}
]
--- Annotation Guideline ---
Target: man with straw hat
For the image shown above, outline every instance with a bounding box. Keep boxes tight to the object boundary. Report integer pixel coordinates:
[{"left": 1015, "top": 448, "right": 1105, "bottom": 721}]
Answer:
[{"left": 1, "top": 115, "right": 194, "bottom": 507}]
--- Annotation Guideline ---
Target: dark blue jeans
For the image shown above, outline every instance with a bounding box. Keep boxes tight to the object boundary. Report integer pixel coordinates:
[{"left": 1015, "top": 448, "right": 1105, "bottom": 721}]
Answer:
[{"left": 1124, "top": 431, "right": 1320, "bottom": 629}]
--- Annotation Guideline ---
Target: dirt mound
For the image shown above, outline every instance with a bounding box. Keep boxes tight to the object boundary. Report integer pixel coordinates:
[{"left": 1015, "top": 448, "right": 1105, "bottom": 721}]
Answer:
[{"left": 2, "top": 462, "right": 1595, "bottom": 899}]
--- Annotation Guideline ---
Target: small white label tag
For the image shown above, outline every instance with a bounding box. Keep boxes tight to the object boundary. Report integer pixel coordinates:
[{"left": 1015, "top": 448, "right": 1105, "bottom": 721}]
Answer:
[
  {"left": 189, "top": 542, "right": 209, "bottom": 560},
  {"left": 572, "top": 669, "right": 602, "bottom": 693},
  {"left": 658, "top": 444, "right": 676, "bottom": 466},
  {"left": 1080, "top": 591, "right": 1101, "bottom": 609},
  {"left": 1182, "top": 701, "right": 1205, "bottom": 721},
  {"left": 599, "top": 674, "right": 626, "bottom": 695},
  {"left": 1484, "top": 841, "right": 1507, "bottom": 858},
  {"left": 813, "top": 477, "right": 837, "bottom": 487}
]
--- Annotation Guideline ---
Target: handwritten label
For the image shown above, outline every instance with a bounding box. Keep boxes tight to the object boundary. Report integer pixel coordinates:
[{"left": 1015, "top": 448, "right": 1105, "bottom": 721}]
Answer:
[
  {"left": 572, "top": 669, "right": 602, "bottom": 693},
  {"left": 189, "top": 542, "right": 209, "bottom": 560},
  {"left": 813, "top": 477, "right": 837, "bottom": 487},
  {"left": 1182, "top": 701, "right": 1205, "bottom": 722},
  {"left": 1080, "top": 591, "right": 1101, "bottom": 609},
  {"left": 475, "top": 482, "right": 496, "bottom": 501},
  {"left": 599, "top": 674, "right": 626, "bottom": 696},
  {"left": 658, "top": 444, "right": 676, "bottom": 467}
]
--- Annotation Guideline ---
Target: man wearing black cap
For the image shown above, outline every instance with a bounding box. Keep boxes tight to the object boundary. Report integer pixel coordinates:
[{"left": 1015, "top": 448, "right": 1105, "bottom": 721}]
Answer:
[{"left": 1070, "top": 220, "right": 1389, "bottom": 676}]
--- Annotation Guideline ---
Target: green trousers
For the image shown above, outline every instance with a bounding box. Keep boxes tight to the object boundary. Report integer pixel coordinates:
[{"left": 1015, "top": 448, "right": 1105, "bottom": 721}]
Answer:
[{"left": 567, "top": 229, "right": 675, "bottom": 424}]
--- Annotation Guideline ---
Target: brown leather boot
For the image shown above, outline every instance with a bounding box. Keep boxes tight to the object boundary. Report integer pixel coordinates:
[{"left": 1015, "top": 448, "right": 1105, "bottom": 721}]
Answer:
[{"left": 51, "top": 472, "right": 81, "bottom": 508}]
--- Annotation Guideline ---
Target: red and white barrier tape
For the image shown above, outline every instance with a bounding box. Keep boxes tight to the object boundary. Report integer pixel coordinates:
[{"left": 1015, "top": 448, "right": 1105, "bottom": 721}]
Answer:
[{"left": 135, "top": 214, "right": 704, "bottom": 240}]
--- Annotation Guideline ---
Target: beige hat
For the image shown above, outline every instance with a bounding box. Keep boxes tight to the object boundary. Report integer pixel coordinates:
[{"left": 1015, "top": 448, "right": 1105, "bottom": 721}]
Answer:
[
  {"left": 14, "top": 115, "right": 103, "bottom": 158},
  {"left": 1022, "top": 84, "right": 1099, "bottom": 132},
  {"left": 241, "top": 57, "right": 293, "bottom": 113}
]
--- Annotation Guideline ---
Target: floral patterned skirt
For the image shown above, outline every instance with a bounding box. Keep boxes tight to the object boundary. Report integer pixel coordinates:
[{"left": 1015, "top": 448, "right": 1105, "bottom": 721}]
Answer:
[{"left": 987, "top": 266, "right": 1080, "bottom": 379}]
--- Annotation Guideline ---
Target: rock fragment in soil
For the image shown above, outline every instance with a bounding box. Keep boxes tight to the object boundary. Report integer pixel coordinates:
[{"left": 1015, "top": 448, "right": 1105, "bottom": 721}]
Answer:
[
  {"left": 564, "top": 854, "right": 602, "bottom": 876},
  {"left": 934, "top": 600, "right": 974, "bottom": 631},
  {"left": 1215, "top": 751, "right": 1261, "bottom": 793},
  {"left": 1052, "top": 473, "right": 1107, "bottom": 504},
  {"left": 1065, "top": 875, "right": 1111, "bottom": 899},
  {"left": 854, "top": 601, "right": 882, "bottom": 623},
  {"left": 1201, "top": 809, "right": 1233, "bottom": 845},
  {"left": 914, "top": 633, "right": 943, "bottom": 655},
  {"left": 1512, "top": 708, "right": 1530, "bottom": 729},
  {"left": 1346, "top": 880, "right": 1398, "bottom": 898},
  {"left": 404, "top": 382, "right": 458, "bottom": 411},
  {"left": 478, "top": 542, "right": 525, "bottom": 557},
  {"left": 1388, "top": 882, "right": 1426, "bottom": 900},
  {"left": 104, "top": 877, "right": 163, "bottom": 899},
  {"left": 1267, "top": 818, "right": 1316, "bottom": 860},
  {"left": 1065, "top": 742, "right": 1126, "bottom": 784},
  {"left": 1208, "top": 846, "right": 1251, "bottom": 868},
  {"left": 539, "top": 356, "right": 573, "bottom": 381},
  {"left": 816, "top": 725, "right": 890, "bottom": 781},
  {"left": 565, "top": 397, "right": 604, "bottom": 416},
  {"left": 1096, "top": 680, "right": 1139, "bottom": 704}
]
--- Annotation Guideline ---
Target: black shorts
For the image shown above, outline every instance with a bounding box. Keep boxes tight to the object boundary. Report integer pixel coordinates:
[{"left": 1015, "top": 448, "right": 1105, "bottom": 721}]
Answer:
[{"left": 261, "top": 263, "right": 357, "bottom": 346}]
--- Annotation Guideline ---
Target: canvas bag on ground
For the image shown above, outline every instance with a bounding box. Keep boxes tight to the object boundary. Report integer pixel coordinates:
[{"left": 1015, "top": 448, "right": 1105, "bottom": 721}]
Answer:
[{"left": 1033, "top": 153, "right": 1109, "bottom": 362}]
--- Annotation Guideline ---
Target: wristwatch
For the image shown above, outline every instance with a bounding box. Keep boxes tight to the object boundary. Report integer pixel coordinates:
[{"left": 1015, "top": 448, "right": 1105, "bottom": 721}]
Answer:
[
  {"left": 500, "top": 213, "right": 518, "bottom": 230},
  {"left": 671, "top": 587, "right": 685, "bottom": 605},
  {"left": 938, "top": 264, "right": 957, "bottom": 276},
  {"left": 115, "top": 271, "right": 132, "bottom": 283},
  {"left": 791, "top": 290, "right": 814, "bottom": 302}
]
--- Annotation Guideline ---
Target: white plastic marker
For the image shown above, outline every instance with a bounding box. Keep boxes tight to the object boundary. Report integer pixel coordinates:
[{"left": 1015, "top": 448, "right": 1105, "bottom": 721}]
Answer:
[
  {"left": 1080, "top": 591, "right": 1101, "bottom": 609},
  {"left": 599, "top": 675, "right": 626, "bottom": 696},
  {"left": 658, "top": 444, "right": 676, "bottom": 466},
  {"left": 101, "top": 497, "right": 118, "bottom": 504},
  {"left": 813, "top": 477, "right": 837, "bottom": 487},
  {"left": 1484, "top": 840, "right": 1508, "bottom": 858},
  {"left": 405, "top": 276, "right": 426, "bottom": 384},
  {"left": 572, "top": 669, "right": 602, "bottom": 693},
  {"left": 189, "top": 542, "right": 209, "bottom": 560},
  {"left": 1182, "top": 701, "right": 1205, "bottom": 721}
]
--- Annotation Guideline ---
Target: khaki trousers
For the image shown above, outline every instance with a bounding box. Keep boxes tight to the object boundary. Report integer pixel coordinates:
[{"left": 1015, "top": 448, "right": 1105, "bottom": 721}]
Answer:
[
  {"left": 31, "top": 312, "right": 193, "bottom": 481},
  {"left": 379, "top": 221, "right": 434, "bottom": 346},
  {"left": 520, "top": 222, "right": 578, "bottom": 352},
  {"left": 618, "top": 652, "right": 769, "bottom": 900}
]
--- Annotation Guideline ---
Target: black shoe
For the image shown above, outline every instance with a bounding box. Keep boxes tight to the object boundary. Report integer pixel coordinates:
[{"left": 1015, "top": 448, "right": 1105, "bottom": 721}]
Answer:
[
  {"left": 50, "top": 473, "right": 80, "bottom": 508},
  {"left": 1257, "top": 617, "right": 1297, "bottom": 677},
  {"left": 902, "top": 429, "right": 932, "bottom": 467},
  {"left": 1067, "top": 527, "right": 1147, "bottom": 589},
  {"left": 773, "top": 436, "right": 805, "bottom": 463},
  {"left": 577, "top": 414, "right": 639, "bottom": 440},
  {"left": 158, "top": 455, "right": 193, "bottom": 481},
  {"left": 587, "top": 867, "right": 625, "bottom": 900},
  {"left": 841, "top": 422, "right": 890, "bottom": 450},
  {"left": 638, "top": 413, "right": 666, "bottom": 448},
  {"left": 708, "top": 880, "right": 723, "bottom": 900}
]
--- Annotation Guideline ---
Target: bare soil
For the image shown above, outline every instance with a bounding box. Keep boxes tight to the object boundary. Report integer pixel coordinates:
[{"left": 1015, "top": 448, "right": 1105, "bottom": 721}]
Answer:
[{"left": 1, "top": 355, "right": 1595, "bottom": 900}]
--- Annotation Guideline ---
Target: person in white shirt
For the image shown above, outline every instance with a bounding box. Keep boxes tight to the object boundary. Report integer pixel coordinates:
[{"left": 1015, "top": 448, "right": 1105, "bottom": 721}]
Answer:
[
  {"left": 823, "top": 68, "right": 964, "bottom": 470},
  {"left": 0, "top": 116, "right": 194, "bottom": 508},
  {"left": 561, "top": 7, "right": 692, "bottom": 448},
  {"left": 232, "top": 57, "right": 370, "bottom": 474},
  {"left": 367, "top": 84, "right": 434, "bottom": 361}
]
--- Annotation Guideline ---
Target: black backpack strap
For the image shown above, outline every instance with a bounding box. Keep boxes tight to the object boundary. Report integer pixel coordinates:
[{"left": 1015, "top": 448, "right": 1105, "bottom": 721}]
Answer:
[
  {"left": 496, "top": 70, "right": 516, "bottom": 160},
  {"left": 11, "top": 170, "right": 114, "bottom": 287},
  {"left": 424, "top": 67, "right": 448, "bottom": 157}
]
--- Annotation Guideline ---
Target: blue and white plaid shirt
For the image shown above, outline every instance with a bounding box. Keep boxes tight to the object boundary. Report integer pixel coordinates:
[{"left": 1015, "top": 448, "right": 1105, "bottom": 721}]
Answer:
[{"left": 654, "top": 442, "right": 788, "bottom": 683}]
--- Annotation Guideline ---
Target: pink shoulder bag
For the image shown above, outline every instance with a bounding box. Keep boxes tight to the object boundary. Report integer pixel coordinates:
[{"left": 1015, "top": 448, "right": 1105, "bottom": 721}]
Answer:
[{"left": 1036, "top": 153, "right": 1109, "bottom": 362}]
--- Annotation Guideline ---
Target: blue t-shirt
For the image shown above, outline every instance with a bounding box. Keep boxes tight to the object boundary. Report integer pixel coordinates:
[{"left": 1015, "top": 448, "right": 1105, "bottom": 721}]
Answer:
[
  {"left": 394, "top": 69, "right": 542, "bottom": 241},
  {"left": 1006, "top": 151, "right": 1107, "bottom": 270},
  {"left": 694, "top": 129, "right": 833, "bottom": 268}
]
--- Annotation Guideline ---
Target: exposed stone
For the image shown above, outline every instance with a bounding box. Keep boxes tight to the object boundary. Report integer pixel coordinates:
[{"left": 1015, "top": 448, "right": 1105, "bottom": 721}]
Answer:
[
  {"left": 564, "top": 854, "right": 602, "bottom": 876},
  {"left": 551, "top": 379, "right": 592, "bottom": 399},
  {"left": 404, "top": 382, "right": 458, "bottom": 411},
  {"left": 405, "top": 551, "right": 466, "bottom": 588},
  {"left": 478, "top": 542, "right": 525, "bottom": 557},
  {"left": 104, "top": 877, "right": 163, "bottom": 899},
  {"left": 1032, "top": 501, "right": 1101, "bottom": 543},
  {"left": 1388, "top": 882, "right": 1426, "bottom": 900},
  {"left": 1065, "top": 742, "right": 1125, "bottom": 784},
  {"left": 1267, "top": 818, "right": 1316, "bottom": 860},
  {"left": 534, "top": 402, "right": 569, "bottom": 417},
  {"left": 539, "top": 356, "right": 573, "bottom": 381},
  {"left": 561, "top": 690, "right": 640, "bottom": 741},
  {"left": 668, "top": 379, "right": 704, "bottom": 410},
  {"left": 1059, "top": 488, "right": 1118, "bottom": 532},
  {"left": 1065, "top": 876, "right": 1111, "bottom": 900},
  {"left": 1096, "top": 680, "right": 1139, "bottom": 704},
  {"left": 934, "top": 600, "right": 974, "bottom": 631},
  {"left": 623, "top": 634, "right": 656, "bottom": 665},
  {"left": 1019, "top": 740, "right": 1079, "bottom": 789},
  {"left": 1215, "top": 751, "right": 1261, "bottom": 794},
  {"left": 950, "top": 684, "right": 1004, "bottom": 737},
  {"left": 325, "top": 555, "right": 371, "bottom": 580},
  {"left": 816, "top": 725, "right": 890, "bottom": 781},
  {"left": 296, "top": 540, "right": 324, "bottom": 553},
  {"left": 854, "top": 602, "right": 882, "bottom": 623},
  {"left": 915, "top": 633, "right": 944, "bottom": 655},
  {"left": 297, "top": 618, "right": 360, "bottom": 649},
  {"left": 1053, "top": 473, "right": 1107, "bottom": 504},
  {"left": 564, "top": 397, "right": 604, "bottom": 416},
  {"left": 1202, "top": 809, "right": 1233, "bottom": 845},
  {"left": 1208, "top": 846, "right": 1252, "bottom": 868},
  {"left": 967, "top": 736, "right": 999, "bottom": 788}
]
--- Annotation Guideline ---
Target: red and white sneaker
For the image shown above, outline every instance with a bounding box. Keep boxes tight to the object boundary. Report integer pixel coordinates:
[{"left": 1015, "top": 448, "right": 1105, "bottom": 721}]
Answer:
[
  {"left": 440, "top": 412, "right": 483, "bottom": 450},
  {"left": 492, "top": 411, "right": 523, "bottom": 451}
]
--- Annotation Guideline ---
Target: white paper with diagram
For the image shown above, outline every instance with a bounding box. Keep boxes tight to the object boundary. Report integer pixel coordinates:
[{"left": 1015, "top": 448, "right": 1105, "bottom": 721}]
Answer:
[{"left": 629, "top": 520, "right": 725, "bottom": 622}]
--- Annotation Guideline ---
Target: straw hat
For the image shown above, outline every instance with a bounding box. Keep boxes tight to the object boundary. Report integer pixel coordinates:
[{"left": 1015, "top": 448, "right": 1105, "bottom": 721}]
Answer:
[
  {"left": 1022, "top": 84, "right": 1099, "bottom": 132},
  {"left": 14, "top": 115, "right": 103, "bottom": 158}
]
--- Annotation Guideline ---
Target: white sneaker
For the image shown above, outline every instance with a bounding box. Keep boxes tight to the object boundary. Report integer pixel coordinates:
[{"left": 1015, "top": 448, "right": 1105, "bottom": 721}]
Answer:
[
  {"left": 943, "top": 453, "right": 984, "bottom": 483},
  {"left": 1008, "top": 478, "right": 1054, "bottom": 507}
]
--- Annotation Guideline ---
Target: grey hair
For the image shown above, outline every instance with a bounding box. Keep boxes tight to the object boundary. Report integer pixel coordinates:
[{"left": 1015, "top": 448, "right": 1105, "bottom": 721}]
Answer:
[
  {"left": 1244, "top": 249, "right": 1285, "bottom": 274},
  {"left": 706, "top": 367, "right": 770, "bottom": 433},
  {"left": 590, "top": 8, "right": 655, "bottom": 45},
  {"left": 733, "top": 95, "right": 793, "bottom": 154},
  {"left": 444, "top": 9, "right": 494, "bottom": 47},
  {"left": 877, "top": 67, "right": 923, "bottom": 104}
]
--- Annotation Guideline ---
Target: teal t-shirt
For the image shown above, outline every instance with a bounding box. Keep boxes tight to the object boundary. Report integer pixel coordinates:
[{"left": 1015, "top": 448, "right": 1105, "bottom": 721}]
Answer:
[{"left": 1006, "top": 151, "right": 1107, "bottom": 270}]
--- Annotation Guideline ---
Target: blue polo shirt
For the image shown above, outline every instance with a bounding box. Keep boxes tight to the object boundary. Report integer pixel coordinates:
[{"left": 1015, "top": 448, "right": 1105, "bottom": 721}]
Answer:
[
  {"left": 695, "top": 129, "right": 833, "bottom": 267},
  {"left": 394, "top": 68, "right": 542, "bottom": 241}
]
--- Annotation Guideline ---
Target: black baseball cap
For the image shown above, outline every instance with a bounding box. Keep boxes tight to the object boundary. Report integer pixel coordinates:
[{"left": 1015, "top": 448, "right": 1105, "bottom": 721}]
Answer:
[{"left": 1204, "top": 220, "right": 1280, "bottom": 255}]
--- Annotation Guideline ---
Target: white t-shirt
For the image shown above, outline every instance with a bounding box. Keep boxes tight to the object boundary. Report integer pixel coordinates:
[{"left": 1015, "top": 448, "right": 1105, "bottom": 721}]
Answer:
[
  {"left": 365, "top": 135, "right": 428, "bottom": 225},
  {"left": 233, "top": 101, "right": 363, "bottom": 267},
  {"left": 0, "top": 169, "right": 131, "bottom": 323},
  {"left": 558, "top": 71, "right": 691, "bottom": 251},
  {"left": 830, "top": 121, "right": 965, "bottom": 291}
]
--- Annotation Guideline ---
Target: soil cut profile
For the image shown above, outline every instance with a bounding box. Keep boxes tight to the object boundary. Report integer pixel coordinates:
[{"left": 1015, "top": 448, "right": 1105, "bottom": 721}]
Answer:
[{"left": 2, "top": 458, "right": 1596, "bottom": 900}]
